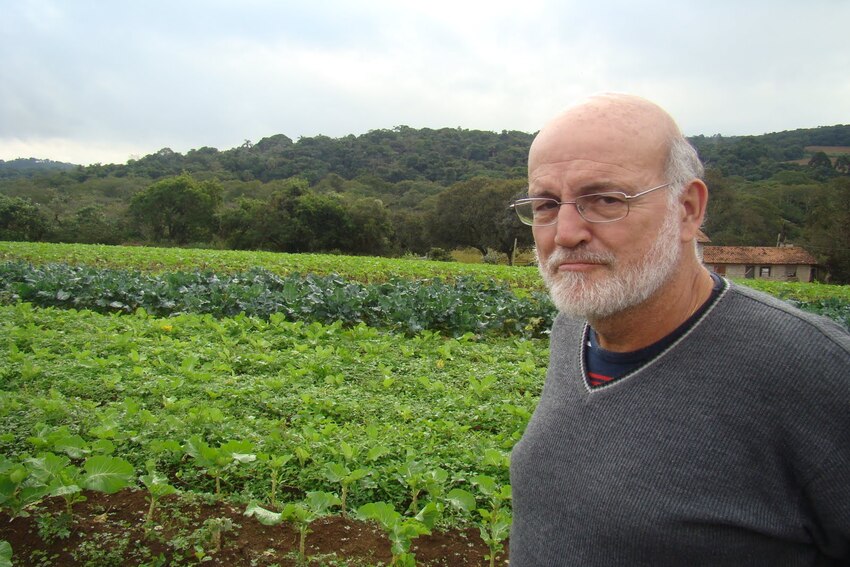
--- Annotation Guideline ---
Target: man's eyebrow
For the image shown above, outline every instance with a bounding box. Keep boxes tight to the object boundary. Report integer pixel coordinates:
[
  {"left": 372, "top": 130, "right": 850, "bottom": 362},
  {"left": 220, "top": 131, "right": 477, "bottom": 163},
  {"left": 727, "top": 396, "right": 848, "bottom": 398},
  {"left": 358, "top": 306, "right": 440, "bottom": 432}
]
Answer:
[
  {"left": 528, "top": 181, "right": 623, "bottom": 197},
  {"left": 527, "top": 187, "right": 557, "bottom": 198},
  {"left": 576, "top": 181, "right": 622, "bottom": 194}
]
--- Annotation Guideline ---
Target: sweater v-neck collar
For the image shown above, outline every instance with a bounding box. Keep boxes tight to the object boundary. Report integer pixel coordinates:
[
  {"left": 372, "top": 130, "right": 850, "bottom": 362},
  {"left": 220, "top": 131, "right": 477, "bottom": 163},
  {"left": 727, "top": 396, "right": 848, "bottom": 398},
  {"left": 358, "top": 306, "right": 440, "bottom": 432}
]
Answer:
[{"left": 579, "top": 274, "right": 730, "bottom": 393}]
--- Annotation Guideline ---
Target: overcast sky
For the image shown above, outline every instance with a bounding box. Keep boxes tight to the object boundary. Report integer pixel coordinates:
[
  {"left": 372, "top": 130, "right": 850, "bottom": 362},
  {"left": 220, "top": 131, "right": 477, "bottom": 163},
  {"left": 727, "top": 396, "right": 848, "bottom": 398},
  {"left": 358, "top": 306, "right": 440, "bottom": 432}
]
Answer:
[{"left": 2, "top": 0, "right": 848, "bottom": 166}]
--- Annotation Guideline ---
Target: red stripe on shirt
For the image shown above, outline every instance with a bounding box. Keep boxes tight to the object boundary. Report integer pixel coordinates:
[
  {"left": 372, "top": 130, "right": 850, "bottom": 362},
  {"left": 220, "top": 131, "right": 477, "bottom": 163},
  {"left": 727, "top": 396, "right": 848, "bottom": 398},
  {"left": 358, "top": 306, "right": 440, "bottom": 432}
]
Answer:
[{"left": 588, "top": 372, "right": 614, "bottom": 388}]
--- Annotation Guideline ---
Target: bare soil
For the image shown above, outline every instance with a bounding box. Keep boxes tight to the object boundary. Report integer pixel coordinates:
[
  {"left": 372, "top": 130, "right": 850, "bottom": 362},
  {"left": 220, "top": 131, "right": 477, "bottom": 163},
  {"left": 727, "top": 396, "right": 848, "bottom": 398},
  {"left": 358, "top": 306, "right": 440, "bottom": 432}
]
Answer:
[
  {"left": 0, "top": 490, "right": 508, "bottom": 566},
  {"left": 804, "top": 145, "right": 850, "bottom": 155}
]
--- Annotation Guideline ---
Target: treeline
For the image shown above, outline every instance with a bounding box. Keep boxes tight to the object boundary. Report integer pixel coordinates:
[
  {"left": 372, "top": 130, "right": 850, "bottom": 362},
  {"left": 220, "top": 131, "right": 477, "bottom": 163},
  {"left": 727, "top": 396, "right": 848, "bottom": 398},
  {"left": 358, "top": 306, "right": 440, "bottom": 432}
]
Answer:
[
  {"left": 1, "top": 125, "right": 849, "bottom": 280},
  {"left": 0, "top": 172, "right": 532, "bottom": 262}
]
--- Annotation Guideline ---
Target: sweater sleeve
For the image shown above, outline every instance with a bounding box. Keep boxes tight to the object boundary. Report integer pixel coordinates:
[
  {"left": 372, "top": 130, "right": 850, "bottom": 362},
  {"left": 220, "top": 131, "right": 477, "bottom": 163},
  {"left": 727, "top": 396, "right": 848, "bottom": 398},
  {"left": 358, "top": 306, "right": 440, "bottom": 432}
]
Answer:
[
  {"left": 731, "top": 284, "right": 850, "bottom": 562},
  {"left": 802, "top": 453, "right": 850, "bottom": 560}
]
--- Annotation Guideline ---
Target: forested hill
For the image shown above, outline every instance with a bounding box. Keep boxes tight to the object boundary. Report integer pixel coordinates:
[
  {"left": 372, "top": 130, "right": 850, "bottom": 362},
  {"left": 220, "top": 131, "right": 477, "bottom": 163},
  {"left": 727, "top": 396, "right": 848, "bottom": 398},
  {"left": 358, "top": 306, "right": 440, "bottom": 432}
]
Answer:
[
  {"left": 57, "top": 127, "right": 534, "bottom": 186},
  {"left": 4, "top": 124, "right": 849, "bottom": 184},
  {"left": 0, "top": 158, "right": 76, "bottom": 180},
  {"left": 690, "top": 124, "right": 850, "bottom": 179}
]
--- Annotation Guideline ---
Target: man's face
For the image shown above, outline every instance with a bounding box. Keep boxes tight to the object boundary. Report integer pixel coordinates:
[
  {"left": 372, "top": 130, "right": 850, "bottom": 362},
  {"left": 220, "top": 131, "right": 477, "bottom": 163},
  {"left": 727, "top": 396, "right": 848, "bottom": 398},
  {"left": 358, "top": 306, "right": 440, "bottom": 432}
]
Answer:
[
  {"left": 536, "top": 197, "right": 681, "bottom": 319},
  {"left": 529, "top": 104, "right": 684, "bottom": 320}
]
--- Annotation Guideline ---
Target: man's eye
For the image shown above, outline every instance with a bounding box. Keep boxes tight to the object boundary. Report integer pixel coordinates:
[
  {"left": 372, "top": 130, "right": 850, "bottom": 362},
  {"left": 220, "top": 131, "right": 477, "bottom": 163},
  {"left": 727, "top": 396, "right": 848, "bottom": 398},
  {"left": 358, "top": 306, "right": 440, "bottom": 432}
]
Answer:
[
  {"left": 534, "top": 200, "right": 559, "bottom": 211},
  {"left": 585, "top": 194, "right": 623, "bottom": 206}
]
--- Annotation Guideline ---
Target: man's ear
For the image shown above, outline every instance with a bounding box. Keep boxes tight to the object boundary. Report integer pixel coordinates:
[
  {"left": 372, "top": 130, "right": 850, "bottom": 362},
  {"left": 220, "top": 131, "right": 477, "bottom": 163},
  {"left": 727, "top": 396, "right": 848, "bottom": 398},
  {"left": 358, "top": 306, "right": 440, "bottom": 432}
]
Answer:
[{"left": 678, "top": 178, "right": 709, "bottom": 242}]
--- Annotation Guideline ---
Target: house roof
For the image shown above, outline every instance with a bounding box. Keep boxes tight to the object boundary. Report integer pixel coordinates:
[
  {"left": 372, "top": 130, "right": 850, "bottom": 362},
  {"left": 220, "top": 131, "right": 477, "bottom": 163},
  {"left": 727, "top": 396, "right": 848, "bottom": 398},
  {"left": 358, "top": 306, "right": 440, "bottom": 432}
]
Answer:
[
  {"left": 696, "top": 229, "right": 711, "bottom": 243},
  {"left": 702, "top": 245, "right": 818, "bottom": 265}
]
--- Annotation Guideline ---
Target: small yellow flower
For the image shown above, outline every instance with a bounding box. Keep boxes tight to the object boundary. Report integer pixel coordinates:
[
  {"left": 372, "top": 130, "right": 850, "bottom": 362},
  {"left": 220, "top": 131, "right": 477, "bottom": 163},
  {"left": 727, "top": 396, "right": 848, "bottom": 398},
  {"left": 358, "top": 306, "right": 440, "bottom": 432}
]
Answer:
[
  {"left": 161, "top": 324, "right": 173, "bottom": 332},
  {"left": 436, "top": 359, "right": 445, "bottom": 369}
]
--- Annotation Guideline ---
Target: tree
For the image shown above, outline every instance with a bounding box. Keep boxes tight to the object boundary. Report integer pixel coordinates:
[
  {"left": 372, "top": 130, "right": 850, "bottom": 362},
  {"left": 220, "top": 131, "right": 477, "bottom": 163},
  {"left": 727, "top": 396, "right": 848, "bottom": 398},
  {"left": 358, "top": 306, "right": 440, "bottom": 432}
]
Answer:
[
  {"left": 219, "top": 180, "right": 356, "bottom": 253},
  {"left": 807, "top": 151, "right": 837, "bottom": 181},
  {"left": 0, "top": 194, "right": 48, "bottom": 241},
  {"left": 219, "top": 178, "right": 308, "bottom": 251},
  {"left": 289, "top": 192, "right": 354, "bottom": 252},
  {"left": 217, "top": 198, "right": 269, "bottom": 250},
  {"left": 804, "top": 177, "right": 850, "bottom": 283},
  {"left": 129, "top": 174, "right": 222, "bottom": 244},
  {"left": 391, "top": 210, "right": 431, "bottom": 255},
  {"left": 834, "top": 155, "right": 850, "bottom": 175},
  {"left": 53, "top": 205, "right": 124, "bottom": 245},
  {"left": 705, "top": 192, "right": 783, "bottom": 246},
  {"left": 428, "top": 177, "right": 530, "bottom": 261},
  {"left": 492, "top": 197, "right": 535, "bottom": 264},
  {"left": 808, "top": 151, "right": 833, "bottom": 169},
  {"left": 345, "top": 197, "right": 394, "bottom": 256}
]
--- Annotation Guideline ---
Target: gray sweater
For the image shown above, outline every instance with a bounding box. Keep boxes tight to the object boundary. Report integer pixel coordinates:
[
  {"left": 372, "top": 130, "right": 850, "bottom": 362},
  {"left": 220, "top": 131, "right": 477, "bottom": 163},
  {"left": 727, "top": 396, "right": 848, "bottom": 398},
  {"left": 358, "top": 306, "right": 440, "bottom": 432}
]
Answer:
[{"left": 509, "top": 282, "right": 850, "bottom": 566}]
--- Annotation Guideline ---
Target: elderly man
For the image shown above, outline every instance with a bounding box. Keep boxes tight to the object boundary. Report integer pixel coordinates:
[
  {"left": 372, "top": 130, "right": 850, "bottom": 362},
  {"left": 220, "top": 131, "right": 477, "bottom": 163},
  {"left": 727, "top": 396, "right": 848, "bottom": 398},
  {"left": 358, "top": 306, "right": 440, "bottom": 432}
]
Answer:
[{"left": 508, "top": 94, "right": 850, "bottom": 566}]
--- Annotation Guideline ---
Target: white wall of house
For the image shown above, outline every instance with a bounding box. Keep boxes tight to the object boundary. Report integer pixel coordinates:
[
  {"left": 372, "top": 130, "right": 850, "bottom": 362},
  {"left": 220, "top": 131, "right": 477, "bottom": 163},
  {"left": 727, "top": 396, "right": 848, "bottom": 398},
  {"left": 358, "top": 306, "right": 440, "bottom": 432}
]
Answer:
[{"left": 711, "top": 263, "right": 814, "bottom": 282}]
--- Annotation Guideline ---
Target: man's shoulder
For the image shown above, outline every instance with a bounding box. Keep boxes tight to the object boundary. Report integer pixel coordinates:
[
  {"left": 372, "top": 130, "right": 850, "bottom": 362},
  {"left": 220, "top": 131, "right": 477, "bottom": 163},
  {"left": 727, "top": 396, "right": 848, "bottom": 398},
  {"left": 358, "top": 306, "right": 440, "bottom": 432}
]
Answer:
[{"left": 719, "top": 281, "right": 849, "bottom": 353}]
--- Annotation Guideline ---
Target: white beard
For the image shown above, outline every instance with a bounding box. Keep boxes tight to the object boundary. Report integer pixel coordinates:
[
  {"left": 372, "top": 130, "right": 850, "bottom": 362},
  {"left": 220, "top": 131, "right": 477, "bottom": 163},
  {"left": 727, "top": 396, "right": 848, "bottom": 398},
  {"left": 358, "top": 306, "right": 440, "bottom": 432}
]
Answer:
[{"left": 538, "top": 206, "right": 682, "bottom": 320}]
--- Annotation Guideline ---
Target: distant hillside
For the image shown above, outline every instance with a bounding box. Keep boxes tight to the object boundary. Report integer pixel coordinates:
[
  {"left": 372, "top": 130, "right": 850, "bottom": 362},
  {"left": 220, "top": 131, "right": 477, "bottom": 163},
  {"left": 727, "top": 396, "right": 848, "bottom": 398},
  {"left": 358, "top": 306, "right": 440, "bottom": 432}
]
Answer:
[
  {"left": 7, "top": 124, "right": 850, "bottom": 185},
  {"left": 75, "top": 123, "right": 850, "bottom": 185},
  {"left": 689, "top": 124, "right": 850, "bottom": 179},
  {"left": 0, "top": 158, "right": 76, "bottom": 180},
  {"left": 72, "top": 126, "right": 536, "bottom": 186}
]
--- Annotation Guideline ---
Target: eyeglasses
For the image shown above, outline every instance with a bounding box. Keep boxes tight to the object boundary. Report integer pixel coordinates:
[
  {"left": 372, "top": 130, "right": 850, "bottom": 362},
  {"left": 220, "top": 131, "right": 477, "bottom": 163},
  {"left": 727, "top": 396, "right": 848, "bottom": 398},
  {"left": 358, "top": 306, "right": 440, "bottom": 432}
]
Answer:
[{"left": 510, "top": 183, "right": 671, "bottom": 227}]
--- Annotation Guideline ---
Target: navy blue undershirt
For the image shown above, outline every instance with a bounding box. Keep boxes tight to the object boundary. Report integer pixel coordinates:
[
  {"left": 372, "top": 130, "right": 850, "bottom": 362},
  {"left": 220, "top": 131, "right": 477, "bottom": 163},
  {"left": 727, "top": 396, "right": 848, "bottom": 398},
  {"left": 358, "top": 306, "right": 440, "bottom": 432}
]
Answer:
[{"left": 585, "top": 273, "right": 725, "bottom": 388}]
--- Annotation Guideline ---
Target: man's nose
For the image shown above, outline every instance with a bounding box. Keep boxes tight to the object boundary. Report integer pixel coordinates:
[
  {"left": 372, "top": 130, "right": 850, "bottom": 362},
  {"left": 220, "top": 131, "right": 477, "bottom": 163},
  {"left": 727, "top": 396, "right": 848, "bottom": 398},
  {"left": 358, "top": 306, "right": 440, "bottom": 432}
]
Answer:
[{"left": 552, "top": 202, "right": 592, "bottom": 249}]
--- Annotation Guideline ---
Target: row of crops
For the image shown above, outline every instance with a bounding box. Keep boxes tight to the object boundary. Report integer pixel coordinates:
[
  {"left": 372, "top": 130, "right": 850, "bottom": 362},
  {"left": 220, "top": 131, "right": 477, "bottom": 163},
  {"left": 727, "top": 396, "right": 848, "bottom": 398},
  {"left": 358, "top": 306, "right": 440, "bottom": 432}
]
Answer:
[
  {"left": 1, "top": 241, "right": 848, "bottom": 566},
  {"left": 0, "top": 262, "right": 555, "bottom": 338},
  {"left": 0, "top": 241, "right": 544, "bottom": 289},
  {"left": 1, "top": 241, "right": 847, "bottom": 329}
]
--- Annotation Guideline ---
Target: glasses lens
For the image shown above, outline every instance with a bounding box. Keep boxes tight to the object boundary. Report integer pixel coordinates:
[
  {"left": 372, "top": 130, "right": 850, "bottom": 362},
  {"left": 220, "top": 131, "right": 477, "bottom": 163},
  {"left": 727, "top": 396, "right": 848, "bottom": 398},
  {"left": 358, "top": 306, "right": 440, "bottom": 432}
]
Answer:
[
  {"left": 576, "top": 193, "right": 629, "bottom": 222},
  {"left": 513, "top": 201, "right": 535, "bottom": 225},
  {"left": 515, "top": 199, "right": 559, "bottom": 226}
]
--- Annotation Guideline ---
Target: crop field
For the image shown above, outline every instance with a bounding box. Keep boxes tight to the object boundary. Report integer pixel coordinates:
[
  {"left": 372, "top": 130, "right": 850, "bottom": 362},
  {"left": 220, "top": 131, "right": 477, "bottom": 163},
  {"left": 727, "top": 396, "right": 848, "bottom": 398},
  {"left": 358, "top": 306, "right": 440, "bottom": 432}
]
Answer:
[
  {"left": 0, "top": 242, "right": 847, "bottom": 566},
  {"left": 804, "top": 145, "right": 850, "bottom": 155},
  {"left": 0, "top": 242, "right": 545, "bottom": 291},
  {"left": 788, "top": 145, "right": 850, "bottom": 165}
]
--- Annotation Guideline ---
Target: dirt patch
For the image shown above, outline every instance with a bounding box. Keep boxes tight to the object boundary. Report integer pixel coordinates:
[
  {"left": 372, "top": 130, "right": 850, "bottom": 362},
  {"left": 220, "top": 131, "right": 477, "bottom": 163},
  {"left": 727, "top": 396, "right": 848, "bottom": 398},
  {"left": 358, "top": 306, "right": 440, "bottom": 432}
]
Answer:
[
  {"left": 804, "top": 146, "right": 850, "bottom": 155},
  {"left": 0, "top": 489, "right": 508, "bottom": 566}
]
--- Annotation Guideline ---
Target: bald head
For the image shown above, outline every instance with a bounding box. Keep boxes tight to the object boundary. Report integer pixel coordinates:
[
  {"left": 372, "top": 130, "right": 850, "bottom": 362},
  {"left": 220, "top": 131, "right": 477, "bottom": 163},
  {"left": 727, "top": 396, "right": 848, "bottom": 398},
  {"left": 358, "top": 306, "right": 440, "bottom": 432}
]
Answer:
[
  {"left": 529, "top": 94, "right": 685, "bottom": 183},
  {"left": 527, "top": 93, "right": 711, "bottom": 330}
]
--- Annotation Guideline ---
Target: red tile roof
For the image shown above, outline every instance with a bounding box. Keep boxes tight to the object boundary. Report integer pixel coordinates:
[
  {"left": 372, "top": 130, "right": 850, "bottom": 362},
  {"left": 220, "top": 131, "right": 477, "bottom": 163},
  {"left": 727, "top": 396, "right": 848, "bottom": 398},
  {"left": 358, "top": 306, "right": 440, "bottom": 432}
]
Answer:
[{"left": 702, "top": 246, "right": 818, "bottom": 265}]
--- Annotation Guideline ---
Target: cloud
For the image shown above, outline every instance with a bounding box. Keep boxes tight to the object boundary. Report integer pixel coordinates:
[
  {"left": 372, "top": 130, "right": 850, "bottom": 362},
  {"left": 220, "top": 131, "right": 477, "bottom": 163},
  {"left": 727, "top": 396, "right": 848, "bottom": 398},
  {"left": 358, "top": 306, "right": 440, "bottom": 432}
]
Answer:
[{"left": 1, "top": 0, "right": 849, "bottom": 164}]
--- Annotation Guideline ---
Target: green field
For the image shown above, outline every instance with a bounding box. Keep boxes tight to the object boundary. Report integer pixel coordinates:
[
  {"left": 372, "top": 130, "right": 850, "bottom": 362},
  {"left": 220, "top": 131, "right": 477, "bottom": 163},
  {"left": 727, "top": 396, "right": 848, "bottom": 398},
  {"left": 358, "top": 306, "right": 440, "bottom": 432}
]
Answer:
[
  {"left": 0, "top": 241, "right": 847, "bottom": 566},
  {"left": 0, "top": 301, "right": 542, "bottom": 501},
  {"left": 0, "top": 242, "right": 550, "bottom": 566},
  {"left": 0, "top": 241, "right": 544, "bottom": 291}
]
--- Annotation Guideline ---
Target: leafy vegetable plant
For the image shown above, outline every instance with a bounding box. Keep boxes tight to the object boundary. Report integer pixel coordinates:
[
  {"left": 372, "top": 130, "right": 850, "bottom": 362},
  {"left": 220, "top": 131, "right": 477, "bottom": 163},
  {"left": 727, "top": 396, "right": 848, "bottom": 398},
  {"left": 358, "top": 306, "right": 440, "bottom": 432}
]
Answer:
[
  {"left": 245, "top": 491, "right": 341, "bottom": 564},
  {"left": 257, "top": 453, "right": 293, "bottom": 510},
  {"left": 0, "top": 454, "right": 48, "bottom": 519},
  {"left": 323, "top": 462, "right": 370, "bottom": 514},
  {"left": 356, "top": 500, "right": 438, "bottom": 567},
  {"left": 139, "top": 459, "right": 178, "bottom": 525},
  {"left": 447, "top": 475, "right": 512, "bottom": 567},
  {"left": 0, "top": 261, "right": 556, "bottom": 337},
  {"left": 394, "top": 460, "right": 448, "bottom": 514},
  {"left": 0, "top": 540, "right": 11, "bottom": 567},
  {"left": 183, "top": 437, "right": 256, "bottom": 496}
]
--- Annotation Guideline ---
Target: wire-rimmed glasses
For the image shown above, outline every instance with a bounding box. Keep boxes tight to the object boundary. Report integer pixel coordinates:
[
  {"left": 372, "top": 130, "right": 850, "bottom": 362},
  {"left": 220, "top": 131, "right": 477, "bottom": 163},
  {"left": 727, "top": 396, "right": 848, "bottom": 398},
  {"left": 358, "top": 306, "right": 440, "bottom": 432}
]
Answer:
[{"left": 510, "top": 183, "right": 671, "bottom": 226}]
